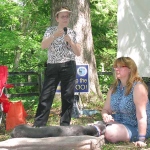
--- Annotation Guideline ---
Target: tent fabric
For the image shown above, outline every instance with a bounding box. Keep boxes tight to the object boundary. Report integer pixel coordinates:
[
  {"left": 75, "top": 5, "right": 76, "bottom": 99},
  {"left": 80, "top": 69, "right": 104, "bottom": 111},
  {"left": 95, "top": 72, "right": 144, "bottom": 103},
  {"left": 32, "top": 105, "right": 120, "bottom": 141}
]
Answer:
[{"left": 117, "top": 0, "right": 150, "bottom": 77}]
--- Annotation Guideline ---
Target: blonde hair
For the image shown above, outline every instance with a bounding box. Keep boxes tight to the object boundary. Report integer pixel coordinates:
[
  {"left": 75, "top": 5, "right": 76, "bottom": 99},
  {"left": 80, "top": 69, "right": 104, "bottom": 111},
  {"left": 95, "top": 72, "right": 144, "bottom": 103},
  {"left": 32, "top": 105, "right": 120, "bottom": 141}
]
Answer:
[{"left": 111, "top": 57, "right": 148, "bottom": 95}]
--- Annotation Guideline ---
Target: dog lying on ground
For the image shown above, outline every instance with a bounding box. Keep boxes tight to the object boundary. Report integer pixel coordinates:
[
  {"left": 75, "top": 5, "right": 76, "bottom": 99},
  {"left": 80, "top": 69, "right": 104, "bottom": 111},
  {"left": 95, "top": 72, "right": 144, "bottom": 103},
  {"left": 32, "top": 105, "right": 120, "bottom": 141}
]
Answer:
[{"left": 11, "top": 121, "right": 106, "bottom": 138}]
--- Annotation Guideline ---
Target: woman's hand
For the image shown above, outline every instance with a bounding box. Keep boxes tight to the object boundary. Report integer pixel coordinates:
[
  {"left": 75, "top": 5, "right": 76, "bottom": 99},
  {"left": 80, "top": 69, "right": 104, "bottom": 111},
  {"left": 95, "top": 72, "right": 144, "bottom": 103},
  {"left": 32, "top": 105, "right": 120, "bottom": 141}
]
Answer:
[
  {"left": 53, "top": 29, "right": 64, "bottom": 38},
  {"left": 102, "top": 114, "right": 114, "bottom": 123},
  {"left": 133, "top": 141, "right": 147, "bottom": 147},
  {"left": 64, "top": 34, "right": 71, "bottom": 44}
]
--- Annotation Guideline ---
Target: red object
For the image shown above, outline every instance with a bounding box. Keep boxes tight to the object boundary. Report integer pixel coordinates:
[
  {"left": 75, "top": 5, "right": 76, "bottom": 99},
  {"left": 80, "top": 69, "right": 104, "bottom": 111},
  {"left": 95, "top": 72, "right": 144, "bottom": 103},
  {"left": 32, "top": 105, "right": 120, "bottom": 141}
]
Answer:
[
  {"left": 2, "top": 100, "right": 11, "bottom": 113},
  {"left": 6, "top": 101, "right": 27, "bottom": 131},
  {"left": 0, "top": 66, "right": 7, "bottom": 94},
  {"left": 0, "top": 65, "right": 14, "bottom": 113},
  {"left": 0, "top": 93, "right": 11, "bottom": 113},
  {"left": 0, "top": 66, "right": 27, "bottom": 131}
]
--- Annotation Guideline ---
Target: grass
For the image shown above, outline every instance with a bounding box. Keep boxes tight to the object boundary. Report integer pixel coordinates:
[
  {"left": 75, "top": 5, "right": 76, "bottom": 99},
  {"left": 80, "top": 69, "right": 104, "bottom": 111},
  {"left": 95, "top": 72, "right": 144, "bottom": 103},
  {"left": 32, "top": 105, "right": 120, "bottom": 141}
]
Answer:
[{"left": 0, "top": 96, "right": 150, "bottom": 150}]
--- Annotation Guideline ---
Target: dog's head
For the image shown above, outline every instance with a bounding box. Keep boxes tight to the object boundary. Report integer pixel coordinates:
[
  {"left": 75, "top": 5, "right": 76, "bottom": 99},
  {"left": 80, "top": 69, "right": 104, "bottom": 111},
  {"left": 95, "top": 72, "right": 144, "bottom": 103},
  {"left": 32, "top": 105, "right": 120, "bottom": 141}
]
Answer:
[{"left": 93, "top": 121, "right": 106, "bottom": 135}]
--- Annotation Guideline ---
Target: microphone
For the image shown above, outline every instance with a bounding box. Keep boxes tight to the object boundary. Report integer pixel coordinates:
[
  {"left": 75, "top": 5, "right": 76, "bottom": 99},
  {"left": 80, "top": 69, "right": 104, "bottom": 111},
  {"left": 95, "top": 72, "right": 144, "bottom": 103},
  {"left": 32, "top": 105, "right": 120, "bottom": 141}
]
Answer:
[
  {"left": 63, "top": 27, "right": 68, "bottom": 45},
  {"left": 64, "top": 27, "right": 67, "bottom": 34}
]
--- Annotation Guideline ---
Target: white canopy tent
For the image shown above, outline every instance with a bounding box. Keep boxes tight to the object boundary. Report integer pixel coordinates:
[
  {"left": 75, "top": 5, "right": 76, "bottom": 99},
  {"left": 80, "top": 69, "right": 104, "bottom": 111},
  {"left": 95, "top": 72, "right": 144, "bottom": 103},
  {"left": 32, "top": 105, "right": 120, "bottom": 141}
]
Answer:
[{"left": 117, "top": 0, "right": 150, "bottom": 77}]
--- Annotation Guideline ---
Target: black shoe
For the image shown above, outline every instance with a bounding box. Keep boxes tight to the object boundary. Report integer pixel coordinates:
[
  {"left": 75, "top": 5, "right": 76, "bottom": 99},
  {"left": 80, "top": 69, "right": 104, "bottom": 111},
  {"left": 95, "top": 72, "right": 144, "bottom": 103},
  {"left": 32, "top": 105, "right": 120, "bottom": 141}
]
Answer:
[{"left": 60, "top": 122, "right": 70, "bottom": 126}]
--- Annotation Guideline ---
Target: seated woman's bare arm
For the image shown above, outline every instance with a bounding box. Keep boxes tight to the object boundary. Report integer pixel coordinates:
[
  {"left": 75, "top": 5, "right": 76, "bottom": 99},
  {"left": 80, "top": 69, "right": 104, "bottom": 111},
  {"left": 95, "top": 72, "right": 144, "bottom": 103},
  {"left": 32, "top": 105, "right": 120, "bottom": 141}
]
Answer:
[
  {"left": 133, "top": 83, "right": 148, "bottom": 146},
  {"left": 102, "top": 89, "right": 114, "bottom": 123}
]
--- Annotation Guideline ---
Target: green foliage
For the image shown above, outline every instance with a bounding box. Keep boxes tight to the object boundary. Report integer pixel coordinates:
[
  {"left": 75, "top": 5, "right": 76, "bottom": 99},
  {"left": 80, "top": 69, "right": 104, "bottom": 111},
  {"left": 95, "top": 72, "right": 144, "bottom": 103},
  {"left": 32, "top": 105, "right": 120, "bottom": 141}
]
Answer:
[
  {"left": 90, "top": 0, "right": 117, "bottom": 94},
  {"left": 0, "top": 0, "right": 50, "bottom": 72},
  {"left": 90, "top": 0, "right": 117, "bottom": 68},
  {"left": 7, "top": 72, "right": 42, "bottom": 97},
  {"left": 90, "top": 0, "right": 117, "bottom": 60},
  {"left": 99, "top": 74, "right": 113, "bottom": 91}
]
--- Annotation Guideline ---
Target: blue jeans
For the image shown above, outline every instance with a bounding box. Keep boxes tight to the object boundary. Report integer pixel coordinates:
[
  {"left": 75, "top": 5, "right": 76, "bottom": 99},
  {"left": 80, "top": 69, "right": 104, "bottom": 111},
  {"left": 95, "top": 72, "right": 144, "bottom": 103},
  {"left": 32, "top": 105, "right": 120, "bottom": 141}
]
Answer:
[{"left": 34, "top": 61, "right": 76, "bottom": 127}]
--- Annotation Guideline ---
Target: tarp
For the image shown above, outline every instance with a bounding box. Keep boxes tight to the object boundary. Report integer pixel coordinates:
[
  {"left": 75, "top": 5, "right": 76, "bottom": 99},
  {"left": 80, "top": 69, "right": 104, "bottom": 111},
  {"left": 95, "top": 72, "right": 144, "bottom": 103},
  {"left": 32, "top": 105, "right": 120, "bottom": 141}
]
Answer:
[{"left": 117, "top": 0, "right": 150, "bottom": 77}]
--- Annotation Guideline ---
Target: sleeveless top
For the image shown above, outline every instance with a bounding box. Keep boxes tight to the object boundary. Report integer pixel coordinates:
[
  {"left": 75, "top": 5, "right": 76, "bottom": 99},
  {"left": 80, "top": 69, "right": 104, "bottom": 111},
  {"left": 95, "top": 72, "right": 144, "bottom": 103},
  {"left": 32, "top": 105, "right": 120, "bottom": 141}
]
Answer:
[
  {"left": 110, "top": 82, "right": 150, "bottom": 127},
  {"left": 44, "top": 26, "right": 77, "bottom": 64}
]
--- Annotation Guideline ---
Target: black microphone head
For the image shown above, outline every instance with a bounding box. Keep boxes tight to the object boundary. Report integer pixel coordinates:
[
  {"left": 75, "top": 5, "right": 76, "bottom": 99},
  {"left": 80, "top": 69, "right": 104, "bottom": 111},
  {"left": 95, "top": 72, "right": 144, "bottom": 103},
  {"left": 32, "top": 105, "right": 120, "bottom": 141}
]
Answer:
[{"left": 63, "top": 27, "right": 67, "bottom": 34}]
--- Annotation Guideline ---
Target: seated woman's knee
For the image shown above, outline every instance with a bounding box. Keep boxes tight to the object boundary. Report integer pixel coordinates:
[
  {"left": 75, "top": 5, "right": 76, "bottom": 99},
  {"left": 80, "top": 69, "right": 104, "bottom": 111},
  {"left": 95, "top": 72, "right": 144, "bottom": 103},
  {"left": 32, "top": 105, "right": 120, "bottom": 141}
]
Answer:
[{"left": 104, "top": 126, "right": 118, "bottom": 143}]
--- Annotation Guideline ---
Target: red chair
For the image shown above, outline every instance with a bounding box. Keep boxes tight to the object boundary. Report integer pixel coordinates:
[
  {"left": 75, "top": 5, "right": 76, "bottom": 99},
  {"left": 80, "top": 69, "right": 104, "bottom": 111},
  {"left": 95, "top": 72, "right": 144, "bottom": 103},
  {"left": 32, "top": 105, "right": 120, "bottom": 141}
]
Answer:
[{"left": 0, "top": 66, "right": 13, "bottom": 126}]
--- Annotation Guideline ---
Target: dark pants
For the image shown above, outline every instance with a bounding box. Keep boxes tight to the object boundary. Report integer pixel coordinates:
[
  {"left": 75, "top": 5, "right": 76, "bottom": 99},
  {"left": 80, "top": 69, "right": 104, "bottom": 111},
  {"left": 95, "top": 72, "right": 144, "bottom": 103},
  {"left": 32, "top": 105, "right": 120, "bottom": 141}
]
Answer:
[{"left": 34, "top": 61, "right": 76, "bottom": 127}]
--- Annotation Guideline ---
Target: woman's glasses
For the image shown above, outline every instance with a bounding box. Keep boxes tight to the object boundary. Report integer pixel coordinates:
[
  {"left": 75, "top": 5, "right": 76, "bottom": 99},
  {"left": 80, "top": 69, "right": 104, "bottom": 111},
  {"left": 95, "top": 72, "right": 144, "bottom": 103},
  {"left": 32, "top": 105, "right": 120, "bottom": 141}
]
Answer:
[
  {"left": 113, "top": 66, "right": 128, "bottom": 70},
  {"left": 60, "top": 15, "right": 70, "bottom": 19}
]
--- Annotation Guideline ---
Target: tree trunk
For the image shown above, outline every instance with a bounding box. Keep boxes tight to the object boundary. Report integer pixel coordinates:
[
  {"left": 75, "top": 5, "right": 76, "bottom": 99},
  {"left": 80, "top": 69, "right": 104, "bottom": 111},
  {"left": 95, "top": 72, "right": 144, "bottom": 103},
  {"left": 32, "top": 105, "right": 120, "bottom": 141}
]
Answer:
[
  {"left": 13, "top": 50, "right": 21, "bottom": 70},
  {"left": 51, "top": 0, "right": 103, "bottom": 101}
]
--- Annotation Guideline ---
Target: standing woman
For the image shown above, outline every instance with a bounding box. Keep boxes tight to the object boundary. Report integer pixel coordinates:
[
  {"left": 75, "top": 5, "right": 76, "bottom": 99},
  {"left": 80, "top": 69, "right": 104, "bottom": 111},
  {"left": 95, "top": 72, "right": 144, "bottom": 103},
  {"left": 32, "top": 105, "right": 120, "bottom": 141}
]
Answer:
[
  {"left": 102, "top": 57, "right": 150, "bottom": 147},
  {"left": 33, "top": 6, "right": 81, "bottom": 127}
]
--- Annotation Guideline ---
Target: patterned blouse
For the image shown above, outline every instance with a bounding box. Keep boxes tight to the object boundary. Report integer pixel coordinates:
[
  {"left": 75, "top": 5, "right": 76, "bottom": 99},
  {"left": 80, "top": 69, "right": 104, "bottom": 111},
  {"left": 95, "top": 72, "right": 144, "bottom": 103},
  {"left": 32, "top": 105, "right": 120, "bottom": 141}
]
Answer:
[
  {"left": 110, "top": 82, "right": 150, "bottom": 127},
  {"left": 44, "top": 26, "right": 77, "bottom": 64}
]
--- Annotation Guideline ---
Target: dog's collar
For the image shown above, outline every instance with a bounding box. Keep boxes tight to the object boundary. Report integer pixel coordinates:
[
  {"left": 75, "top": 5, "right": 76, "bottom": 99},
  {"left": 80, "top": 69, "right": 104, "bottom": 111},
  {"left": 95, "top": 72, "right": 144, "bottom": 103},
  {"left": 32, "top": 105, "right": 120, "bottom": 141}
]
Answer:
[{"left": 91, "top": 125, "right": 101, "bottom": 137}]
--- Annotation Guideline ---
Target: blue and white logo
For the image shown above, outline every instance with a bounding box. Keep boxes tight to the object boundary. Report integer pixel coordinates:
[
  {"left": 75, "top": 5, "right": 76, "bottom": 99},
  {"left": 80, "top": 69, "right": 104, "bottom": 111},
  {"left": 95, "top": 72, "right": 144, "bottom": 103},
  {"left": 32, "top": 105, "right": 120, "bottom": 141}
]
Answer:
[{"left": 77, "top": 67, "right": 87, "bottom": 76}]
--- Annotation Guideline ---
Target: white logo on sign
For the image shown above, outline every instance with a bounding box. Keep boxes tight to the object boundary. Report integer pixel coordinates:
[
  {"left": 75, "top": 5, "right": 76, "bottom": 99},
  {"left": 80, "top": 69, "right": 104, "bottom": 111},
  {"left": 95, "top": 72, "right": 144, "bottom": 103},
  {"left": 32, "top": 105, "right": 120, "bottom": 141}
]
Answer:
[{"left": 77, "top": 67, "right": 87, "bottom": 76}]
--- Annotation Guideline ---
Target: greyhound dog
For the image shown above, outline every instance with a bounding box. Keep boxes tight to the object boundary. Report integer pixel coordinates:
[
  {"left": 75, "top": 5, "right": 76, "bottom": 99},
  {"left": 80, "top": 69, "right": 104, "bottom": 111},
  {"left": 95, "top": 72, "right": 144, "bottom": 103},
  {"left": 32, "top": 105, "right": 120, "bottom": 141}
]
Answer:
[{"left": 11, "top": 121, "right": 106, "bottom": 138}]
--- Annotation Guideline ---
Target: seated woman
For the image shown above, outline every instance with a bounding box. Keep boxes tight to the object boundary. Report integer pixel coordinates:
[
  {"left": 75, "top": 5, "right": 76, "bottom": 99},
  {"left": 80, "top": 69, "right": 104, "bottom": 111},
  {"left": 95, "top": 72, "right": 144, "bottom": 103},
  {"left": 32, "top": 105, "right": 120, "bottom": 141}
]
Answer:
[{"left": 102, "top": 56, "right": 150, "bottom": 147}]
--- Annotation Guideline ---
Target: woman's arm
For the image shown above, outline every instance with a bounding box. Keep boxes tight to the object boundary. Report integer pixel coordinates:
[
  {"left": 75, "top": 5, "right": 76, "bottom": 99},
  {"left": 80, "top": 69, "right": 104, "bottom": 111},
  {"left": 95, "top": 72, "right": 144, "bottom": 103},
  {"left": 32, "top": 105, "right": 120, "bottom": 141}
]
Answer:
[
  {"left": 41, "top": 36, "right": 55, "bottom": 49},
  {"left": 41, "top": 29, "right": 64, "bottom": 49},
  {"left": 102, "top": 89, "right": 114, "bottom": 123},
  {"left": 64, "top": 34, "right": 81, "bottom": 56},
  {"left": 134, "top": 83, "right": 148, "bottom": 141},
  {"left": 68, "top": 41, "right": 81, "bottom": 56}
]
